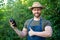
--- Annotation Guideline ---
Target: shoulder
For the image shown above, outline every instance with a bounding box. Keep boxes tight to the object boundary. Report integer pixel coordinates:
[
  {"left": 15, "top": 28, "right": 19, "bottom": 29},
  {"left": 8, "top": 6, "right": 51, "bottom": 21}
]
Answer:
[
  {"left": 24, "top": 18, "right": 33, "bottom": 28},
  {"left": 42, "top": 17, "right": 51, "bottom": 30},
  {"left": 42, "top": 19, "right": 51, "bottom": 23},
  {"left": 24, "top": 18, "right": 33, "bottom": 25}
]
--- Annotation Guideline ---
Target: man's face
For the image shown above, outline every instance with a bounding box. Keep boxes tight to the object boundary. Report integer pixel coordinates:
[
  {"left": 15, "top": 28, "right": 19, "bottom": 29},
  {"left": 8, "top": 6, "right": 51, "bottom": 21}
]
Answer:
[{"left": 32, "top": 8, "right": 42, "bottom": 18}]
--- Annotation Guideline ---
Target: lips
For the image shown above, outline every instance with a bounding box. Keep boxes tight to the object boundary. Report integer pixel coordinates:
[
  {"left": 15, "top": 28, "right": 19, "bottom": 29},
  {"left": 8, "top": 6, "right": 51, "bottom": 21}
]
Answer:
[{"left": 35, "top": 13, "right": 40, "bottom": 15}]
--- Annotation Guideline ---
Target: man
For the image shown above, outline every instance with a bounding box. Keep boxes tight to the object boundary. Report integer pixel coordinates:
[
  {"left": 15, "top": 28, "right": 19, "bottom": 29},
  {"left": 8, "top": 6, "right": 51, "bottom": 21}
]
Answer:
[{"left": 9, "top": 2, "right": 52, "bottom": 40}]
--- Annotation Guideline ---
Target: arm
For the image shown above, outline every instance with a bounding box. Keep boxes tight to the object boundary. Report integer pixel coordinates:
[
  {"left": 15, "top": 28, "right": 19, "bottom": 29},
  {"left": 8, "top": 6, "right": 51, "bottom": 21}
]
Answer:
[
  {"left": 33, "top": 20, "right": 53, "bottom": 37},
  {"left": 13, "top": 27, "right": 27, "bottom": 38},
  {"left": 9, "top": 22, "right": 28, "bottom": 38},
  {"left": 34, "top": 26, "right": 52, "bottom": 37}
]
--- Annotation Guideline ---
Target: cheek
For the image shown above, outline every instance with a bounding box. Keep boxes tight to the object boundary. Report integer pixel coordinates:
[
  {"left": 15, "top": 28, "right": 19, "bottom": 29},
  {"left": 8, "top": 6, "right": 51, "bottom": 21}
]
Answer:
[
  {"left": 32, "top": 11, "right": 35, "bottom": 14},
  {"left": 38, "top": 11, "right": 41, "bottom": 13}
]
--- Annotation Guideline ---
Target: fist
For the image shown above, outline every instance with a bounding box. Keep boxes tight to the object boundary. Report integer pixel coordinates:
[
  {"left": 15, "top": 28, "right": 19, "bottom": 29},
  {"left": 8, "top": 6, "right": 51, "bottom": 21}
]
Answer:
[{"left": 28, "top": 28, "right": 35, "bottom": 36}]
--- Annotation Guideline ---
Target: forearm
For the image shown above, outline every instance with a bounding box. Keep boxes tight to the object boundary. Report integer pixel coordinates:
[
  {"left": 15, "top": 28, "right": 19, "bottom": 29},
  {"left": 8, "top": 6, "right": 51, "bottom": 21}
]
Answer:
[
  {"left": 34, "top": 31, "right": 52, "bottom": 37},
  {"left": 9, "top": 21, "right": 27, "bottom": 38},
  {"left": 13, "top": 27, "right": 26, "bottom": 38}
]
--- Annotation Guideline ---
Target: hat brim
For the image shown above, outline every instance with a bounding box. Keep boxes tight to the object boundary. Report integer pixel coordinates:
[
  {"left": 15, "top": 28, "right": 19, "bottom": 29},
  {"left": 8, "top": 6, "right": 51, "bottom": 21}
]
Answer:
[{"left": 28, "top": 6, "right": 45, "bottom": 10}]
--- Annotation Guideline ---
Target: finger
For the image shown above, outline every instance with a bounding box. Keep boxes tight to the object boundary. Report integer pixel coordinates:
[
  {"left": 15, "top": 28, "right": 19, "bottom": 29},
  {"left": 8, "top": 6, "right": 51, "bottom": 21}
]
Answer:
[
  {"left": 9, "top": 21, "right": 14, "bottom": 26},
  {"left": 9, "top": 22, "right": 13, "bottom": 25},
  {"left": 30, "top": 28, "right": 33, "bottom": 31},
  {"left": 9, "top": 20, "right": 12, "bottom": 24}
]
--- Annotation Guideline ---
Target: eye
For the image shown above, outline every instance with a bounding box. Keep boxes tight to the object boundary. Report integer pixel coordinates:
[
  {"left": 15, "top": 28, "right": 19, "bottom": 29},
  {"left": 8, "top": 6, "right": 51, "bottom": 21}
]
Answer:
[
  {"left": 33, "top": 9, "right": 36, "bottom": 11},
  {"left": 37, "top": 8, "right": 41, "bottom": 11}
]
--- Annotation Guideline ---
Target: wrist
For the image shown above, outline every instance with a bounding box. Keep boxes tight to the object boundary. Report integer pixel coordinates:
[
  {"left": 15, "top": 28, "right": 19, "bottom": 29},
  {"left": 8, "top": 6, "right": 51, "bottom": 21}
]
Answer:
[{"left": 33, "top": 31, "right": 36, "bottom": 35}]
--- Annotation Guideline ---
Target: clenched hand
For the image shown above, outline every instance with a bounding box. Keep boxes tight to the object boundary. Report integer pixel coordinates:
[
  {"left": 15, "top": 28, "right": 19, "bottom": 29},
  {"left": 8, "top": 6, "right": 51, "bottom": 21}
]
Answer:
[{"left": 28, "top": 28, "right": 35, "bottom": 36}]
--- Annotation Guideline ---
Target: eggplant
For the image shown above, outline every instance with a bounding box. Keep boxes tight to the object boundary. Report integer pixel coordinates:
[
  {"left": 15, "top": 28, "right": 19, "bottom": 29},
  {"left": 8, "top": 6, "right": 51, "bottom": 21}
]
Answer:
[{"left": 10, "top": 18, "right": 17, "bottom": 27}]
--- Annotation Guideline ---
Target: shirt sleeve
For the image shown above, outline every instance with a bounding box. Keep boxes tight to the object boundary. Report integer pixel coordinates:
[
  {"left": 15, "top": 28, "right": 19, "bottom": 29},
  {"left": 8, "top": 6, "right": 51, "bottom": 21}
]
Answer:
[
  {"left": 42, "top": 20, "right": 51, "bottom": 31},
  {"left": 45, "top": 20, "right": 51, "bottom": 26},
  {"left": 23, "top": 20, "right": 29, "bottom": 29}
]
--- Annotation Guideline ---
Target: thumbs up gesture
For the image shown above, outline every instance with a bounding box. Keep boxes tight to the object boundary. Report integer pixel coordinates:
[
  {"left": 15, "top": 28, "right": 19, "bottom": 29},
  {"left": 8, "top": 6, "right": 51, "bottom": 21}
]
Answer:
[{"left": 29, "top": 28, "right": 35, "bottom": 36}]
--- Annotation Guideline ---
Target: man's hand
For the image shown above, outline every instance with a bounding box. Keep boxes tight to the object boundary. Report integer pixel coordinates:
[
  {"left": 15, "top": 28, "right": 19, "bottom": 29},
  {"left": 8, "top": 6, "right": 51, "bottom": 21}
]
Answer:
[
  {"left": 29, "top": 28, "right": 35, "bottom": 36},
  {"left": 9, "top": 21, "right": 16, "bottom": 29}
]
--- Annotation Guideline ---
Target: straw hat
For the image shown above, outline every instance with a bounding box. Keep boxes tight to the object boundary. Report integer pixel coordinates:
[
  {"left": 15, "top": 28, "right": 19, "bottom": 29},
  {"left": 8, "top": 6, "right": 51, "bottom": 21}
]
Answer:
[{"left": 29, "top": 2, "right": 44, "bottom": 10}]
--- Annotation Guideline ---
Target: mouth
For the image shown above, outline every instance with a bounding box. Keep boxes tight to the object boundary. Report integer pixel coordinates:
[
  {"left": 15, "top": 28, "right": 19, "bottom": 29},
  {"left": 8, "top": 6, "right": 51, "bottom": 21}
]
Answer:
[
  {"left": 35, "top": 13, "right": 40, "bottom": 15},
  {"left": 34, "top": 13, "right": 41, "bottom": 17}
]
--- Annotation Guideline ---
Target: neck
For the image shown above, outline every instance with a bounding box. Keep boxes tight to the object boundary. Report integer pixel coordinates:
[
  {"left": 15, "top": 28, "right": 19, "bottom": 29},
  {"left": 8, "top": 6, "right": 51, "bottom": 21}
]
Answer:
[{"left": 33, "top": 16, "right": 40, "bottom": 21}]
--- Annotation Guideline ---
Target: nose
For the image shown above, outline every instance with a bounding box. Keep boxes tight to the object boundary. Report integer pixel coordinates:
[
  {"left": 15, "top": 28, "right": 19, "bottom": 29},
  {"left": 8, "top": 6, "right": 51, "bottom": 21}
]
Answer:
[{"left": 35, "top": 10, "right": 38, "bottom": 13}]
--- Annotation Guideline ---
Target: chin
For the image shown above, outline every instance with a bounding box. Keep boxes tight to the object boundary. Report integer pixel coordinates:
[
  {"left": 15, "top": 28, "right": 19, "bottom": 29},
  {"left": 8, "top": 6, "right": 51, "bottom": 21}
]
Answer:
[{"left": 33, "top": 14, "right": 41, "bottom": 18}]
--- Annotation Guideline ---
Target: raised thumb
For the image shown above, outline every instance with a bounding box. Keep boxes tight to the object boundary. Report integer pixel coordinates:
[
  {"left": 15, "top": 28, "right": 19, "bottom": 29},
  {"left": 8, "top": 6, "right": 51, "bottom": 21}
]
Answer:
[{"left": 30, "top": 28, "right": 33, "bottom": 31}]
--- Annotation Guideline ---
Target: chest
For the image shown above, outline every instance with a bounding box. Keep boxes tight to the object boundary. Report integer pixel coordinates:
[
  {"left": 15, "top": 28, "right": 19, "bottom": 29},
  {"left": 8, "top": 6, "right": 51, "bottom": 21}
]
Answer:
[{"left": 27, "top": 19, "right": 43, "bottom": 32}]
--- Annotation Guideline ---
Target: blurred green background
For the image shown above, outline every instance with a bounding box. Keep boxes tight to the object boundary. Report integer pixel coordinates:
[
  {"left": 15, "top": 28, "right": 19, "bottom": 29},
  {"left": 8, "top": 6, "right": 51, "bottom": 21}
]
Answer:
[{"left": 0, "top": 0, "right": 60, "bottom": 40}]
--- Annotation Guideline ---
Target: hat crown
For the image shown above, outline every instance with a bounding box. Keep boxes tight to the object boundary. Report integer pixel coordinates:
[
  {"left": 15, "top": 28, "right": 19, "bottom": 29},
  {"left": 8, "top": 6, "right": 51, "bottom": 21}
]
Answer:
[
  {"left": 28, "top": 2, "right": 44, "bottom": 10},
  {"left": 32, "top": 2, "right": 42, "bottom": 7}
]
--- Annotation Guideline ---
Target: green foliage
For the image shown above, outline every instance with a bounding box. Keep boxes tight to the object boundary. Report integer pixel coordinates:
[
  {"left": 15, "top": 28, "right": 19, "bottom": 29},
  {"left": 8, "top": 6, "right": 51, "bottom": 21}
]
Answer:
[{"left": 0, "top": 0, "right": 60, "bottom": 40}]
